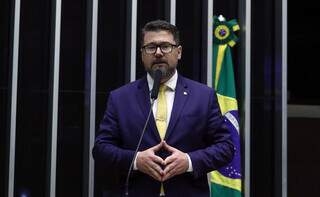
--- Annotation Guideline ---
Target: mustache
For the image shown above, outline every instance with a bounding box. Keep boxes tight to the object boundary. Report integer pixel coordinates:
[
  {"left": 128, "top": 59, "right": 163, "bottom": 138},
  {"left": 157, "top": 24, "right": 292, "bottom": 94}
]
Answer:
[
  {"left": 152, "top": 59, "right": 167, "bottom": 65},
  {"left": 151, "top": 66, "right": 168, "bottom": 78}
]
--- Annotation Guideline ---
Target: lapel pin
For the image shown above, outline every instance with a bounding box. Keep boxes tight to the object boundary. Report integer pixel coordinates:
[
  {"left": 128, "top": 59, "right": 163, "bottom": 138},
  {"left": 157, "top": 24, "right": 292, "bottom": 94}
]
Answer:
[{"left": 183, "top": 91, "right": 188, "bottom": 95}]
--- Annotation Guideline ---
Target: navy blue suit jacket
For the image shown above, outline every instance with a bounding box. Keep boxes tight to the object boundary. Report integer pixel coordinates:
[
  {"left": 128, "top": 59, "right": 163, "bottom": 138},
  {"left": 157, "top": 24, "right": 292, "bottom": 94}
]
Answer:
[{"left": 93, "top": 75, "right": 234, "bottom": 197}]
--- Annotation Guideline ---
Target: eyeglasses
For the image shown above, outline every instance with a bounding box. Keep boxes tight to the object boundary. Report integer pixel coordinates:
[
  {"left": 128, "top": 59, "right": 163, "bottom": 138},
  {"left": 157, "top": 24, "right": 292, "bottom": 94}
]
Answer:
[{"left": 142, "top": 43, "right": 178, "bottom": 54}]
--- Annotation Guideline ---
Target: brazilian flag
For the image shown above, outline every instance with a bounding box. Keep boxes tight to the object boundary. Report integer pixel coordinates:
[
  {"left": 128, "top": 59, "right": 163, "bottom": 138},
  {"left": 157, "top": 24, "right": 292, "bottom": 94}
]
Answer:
[{"left": 210, "top": 16, "right": 242, "bottom": 197}]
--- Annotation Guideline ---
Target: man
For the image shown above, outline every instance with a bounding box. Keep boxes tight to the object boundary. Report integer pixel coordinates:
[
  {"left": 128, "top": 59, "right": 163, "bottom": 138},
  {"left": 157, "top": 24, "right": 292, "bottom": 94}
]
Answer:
[{"left": 93, "top": 20, "right": 234, "bottom": 197}]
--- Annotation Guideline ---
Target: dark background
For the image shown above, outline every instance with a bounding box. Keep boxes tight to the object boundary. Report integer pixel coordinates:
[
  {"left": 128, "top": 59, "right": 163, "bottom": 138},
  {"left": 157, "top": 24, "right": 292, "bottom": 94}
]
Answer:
[
  {"left": 287, "top": 1, "right": 320, "bottom": 197},
  {"left": 1, "top": 0, "right": 318, "bottom": 197}
]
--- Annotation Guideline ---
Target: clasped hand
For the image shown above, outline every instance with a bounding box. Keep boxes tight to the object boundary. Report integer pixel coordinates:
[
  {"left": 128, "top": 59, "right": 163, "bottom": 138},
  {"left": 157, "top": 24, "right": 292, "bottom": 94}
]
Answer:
[{"left": 136, "top": 141, "right": 189, "bottom": 181}]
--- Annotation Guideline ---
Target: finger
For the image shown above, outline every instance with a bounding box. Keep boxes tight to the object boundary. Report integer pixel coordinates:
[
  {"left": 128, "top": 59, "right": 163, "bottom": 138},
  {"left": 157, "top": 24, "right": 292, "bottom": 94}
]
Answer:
[
  {"left": 150, "top": 162, "right": 164, "bottom": 176},
  {"left": 146, "top": 160, "right": 163, "bottom": 180},
  {"left": 164, "top": 155, "right": 175, "bottom": 165},
  {"left": 152, "top": 155, "right": 165, "bottom": 166},
  {"left": 162, "top": 165, "right": 176, "bottom": 181},
  {"left": 151, "top": 141, "right": 164, "bottom": 152},
  {"left": 137, "top": 161, "right": 161, "bottom": 181},
  {"left": 163, "top": 162, "right": 175, "bottom": 175},
  {"left": 163, "top": 141, "right": 176, "bottom": 152},
  {"left": 148, "top": 166, "right": 163, "bottom": 181}
]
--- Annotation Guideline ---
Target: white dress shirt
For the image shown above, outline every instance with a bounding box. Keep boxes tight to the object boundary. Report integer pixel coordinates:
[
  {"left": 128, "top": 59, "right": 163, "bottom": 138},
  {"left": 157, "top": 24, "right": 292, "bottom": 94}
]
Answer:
[{"left": 147, "top": 69, "right": 177, "bottom": 124}]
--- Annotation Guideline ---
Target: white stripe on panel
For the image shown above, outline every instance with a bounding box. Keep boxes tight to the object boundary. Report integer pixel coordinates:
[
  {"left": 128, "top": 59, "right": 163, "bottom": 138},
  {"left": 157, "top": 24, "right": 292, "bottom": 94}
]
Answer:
[
  {"left": 244, "top": 0, "right": 251, "bottom": 196},
  {"left": 88, "top": 0, "right": 99, "bottom": 196},
  {"left": 8, "top": 0, "right": 21, "bottom": 196},
  {"left": 206, "top": 0, "right": 213, "bottom": 87},
  {"left": 170, "top": 0, "right": 176, "bottom": 25},
  {"left": 130, "top": 0, "right": 137, "bottom": 82},
  {"left": 282, "top": 0, "right": 288, "bottom": 195},
  {"left": 207, "top": 0, "right": 214, "bottom": 191},
  {"left": 50, "top": 0, "right": 62, "bottom": 196}
]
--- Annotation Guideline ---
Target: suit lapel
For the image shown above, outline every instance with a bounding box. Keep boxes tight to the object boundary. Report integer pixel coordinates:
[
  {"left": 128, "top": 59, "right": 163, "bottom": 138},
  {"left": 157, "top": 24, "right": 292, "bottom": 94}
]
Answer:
[
  {"left": 165, "top": 75, "right": 189, "bottom": 140},
  {"left": 136, "top": 77, "right": 161, "bottom": 141}
]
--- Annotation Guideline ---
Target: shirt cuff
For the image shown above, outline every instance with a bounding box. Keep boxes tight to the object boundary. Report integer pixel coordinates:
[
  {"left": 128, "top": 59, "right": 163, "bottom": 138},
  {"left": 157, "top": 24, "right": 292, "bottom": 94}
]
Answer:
[
  {"left": 186, "top": 153, "right": 193, "bottom": 172},
  {"left": 133, "top": 152, "right": 140, "bottom": 170}
]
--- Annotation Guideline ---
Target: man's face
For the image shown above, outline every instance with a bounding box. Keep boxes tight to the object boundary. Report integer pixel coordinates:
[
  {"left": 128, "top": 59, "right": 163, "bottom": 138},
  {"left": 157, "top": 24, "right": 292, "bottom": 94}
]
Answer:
[{"left": 141, "top": 30, "right": 182, "bottom": 82}]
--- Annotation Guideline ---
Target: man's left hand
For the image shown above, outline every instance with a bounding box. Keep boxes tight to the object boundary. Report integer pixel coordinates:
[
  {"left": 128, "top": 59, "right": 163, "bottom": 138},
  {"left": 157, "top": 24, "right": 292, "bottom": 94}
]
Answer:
[{"left": 162, "top": 141, "right": 189, "bottom": 181}]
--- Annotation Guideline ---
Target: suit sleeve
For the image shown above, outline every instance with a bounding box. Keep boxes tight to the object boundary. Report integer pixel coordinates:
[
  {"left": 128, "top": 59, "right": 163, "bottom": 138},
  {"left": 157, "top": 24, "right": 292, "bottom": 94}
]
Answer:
[
  {"left": 188, "top": 90, "right": 235, "bottom": 179},
  {"left": 92, "top": 92, "right": 135, "bottom": 174}
]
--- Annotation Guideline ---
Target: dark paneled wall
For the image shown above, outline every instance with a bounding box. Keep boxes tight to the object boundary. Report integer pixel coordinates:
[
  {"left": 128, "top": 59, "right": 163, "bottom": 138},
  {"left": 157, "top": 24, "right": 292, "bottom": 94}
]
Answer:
[
  {"left": 0, "top": 0, "right": 11, "bottom": 196},
  {"left": 288, "top": 2, "right": 320, "bottom": 105},
  {"left": 95, "top": 1, "right": 128, "bottom": 196},
  {"left": 56, "top": 0, "right": 87, "bottom": 196},
  {"left": 288, "top": 118, "right": 320, "bottom": 197},
  {"left": 288, "top": 1, "right": 320, "bottom": 197},
  {"left": 14, "top": 0, "right": 52, "bottom": 196},
  {"left": 251, "top": 0, "right": 285, "bottom": 196},
  {"left": 176, "top": 0, "right": 206, "bottom": 82},
  {"left": 251, "top": 0, "right": 276, "bottom": 195},
  {"left": 0, "top": 0, "right": 290, "bottom": 197}
]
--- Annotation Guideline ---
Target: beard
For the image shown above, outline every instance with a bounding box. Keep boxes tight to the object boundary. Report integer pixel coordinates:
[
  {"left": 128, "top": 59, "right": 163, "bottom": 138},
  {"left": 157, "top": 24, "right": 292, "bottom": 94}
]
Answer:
[{"left": 147, "top": 61, "right": 176, "bottom": 82}]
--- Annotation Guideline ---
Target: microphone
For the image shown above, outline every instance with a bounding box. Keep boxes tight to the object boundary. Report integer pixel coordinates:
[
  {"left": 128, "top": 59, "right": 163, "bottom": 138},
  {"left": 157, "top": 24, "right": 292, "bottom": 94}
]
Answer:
[
  {"left": 151, "top": 68, "right": 163, "bottom": 100},
  {"left": 125, "top": 68, "right": 163, "bottom": 196}
]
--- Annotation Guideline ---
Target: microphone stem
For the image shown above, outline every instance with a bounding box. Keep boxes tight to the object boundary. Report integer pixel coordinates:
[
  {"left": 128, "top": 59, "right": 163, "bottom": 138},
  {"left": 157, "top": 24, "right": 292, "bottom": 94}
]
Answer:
[{"left": 125, "top": 99, "right": 156, "bottom": 196}]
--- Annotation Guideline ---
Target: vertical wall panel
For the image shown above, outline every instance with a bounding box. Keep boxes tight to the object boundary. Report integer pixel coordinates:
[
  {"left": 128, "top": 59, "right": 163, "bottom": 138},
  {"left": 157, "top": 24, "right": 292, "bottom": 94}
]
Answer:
[
  {"left": 275, "top": 0, "right": 287, "bottom": 196},
  {"left": 83, "top": 0, "right": 98, "bottom": 196},
  {"left": 239, "top": 0, "right": 251, "bottom": 196},
  {"left": 0, "top": 0, "right": 12, "bottom": 196},
  {"left": 49, "top": 0, "right": 61, "bottom": 196},
  {"left": 170, "top": 0, "right": 176, "bottom": 25},
  {"left": 251, "top": 0, "right": 286, "bottom": 195},
  {"left": 282, "top": 0, "right": 287, "bottom": 196},
  {"left": 13, "top": 0, "right": 52, "bottom": 196},
  {"left": 130, "top": 0, "right": 138, "bottom": 82},
  {"left": 55, "top": 0, "right": 87, "bottom": 196},
  {"left": 94, "top": 0, "right": 128, "bottom": 195},
  {"left": 7, "top": 0, "right": 20, "bottom": 196},
  {"left": 176, "top": 0, "right": 206, "bottom": 82},
  {"left": 206, "top": 0, "right": 213, "bottom": 87},
  {"left": 251, "top": 0, "right": 275, "bottom": 191}
]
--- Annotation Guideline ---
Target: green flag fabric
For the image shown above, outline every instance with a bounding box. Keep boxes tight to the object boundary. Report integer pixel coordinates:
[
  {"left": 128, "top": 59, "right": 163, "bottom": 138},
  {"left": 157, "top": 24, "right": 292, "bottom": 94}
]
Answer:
[{"left": 210, "top": 16, "right": 242, "bottom": 197}]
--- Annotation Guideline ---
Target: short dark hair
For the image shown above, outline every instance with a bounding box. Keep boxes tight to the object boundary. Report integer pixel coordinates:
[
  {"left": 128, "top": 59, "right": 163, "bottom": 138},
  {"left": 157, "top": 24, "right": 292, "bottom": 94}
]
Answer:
[{"left": 141, "top": 20, "right": 180, "bottom": 46}]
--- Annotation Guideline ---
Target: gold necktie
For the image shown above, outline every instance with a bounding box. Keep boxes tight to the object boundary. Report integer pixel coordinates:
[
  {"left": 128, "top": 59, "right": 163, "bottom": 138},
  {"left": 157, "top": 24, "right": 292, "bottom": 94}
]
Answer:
[
  {"left": 156, "top": 85, "right": 167, "bottom": 140},
  {"left": 156, "top": 85, "right": 167, "bottom": 196}
]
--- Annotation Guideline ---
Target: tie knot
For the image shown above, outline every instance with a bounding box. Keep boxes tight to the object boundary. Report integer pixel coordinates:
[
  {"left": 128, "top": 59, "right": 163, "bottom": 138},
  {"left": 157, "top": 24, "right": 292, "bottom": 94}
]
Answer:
[{"left": 159, "top": 85, "right": 167, "bottom": 93}]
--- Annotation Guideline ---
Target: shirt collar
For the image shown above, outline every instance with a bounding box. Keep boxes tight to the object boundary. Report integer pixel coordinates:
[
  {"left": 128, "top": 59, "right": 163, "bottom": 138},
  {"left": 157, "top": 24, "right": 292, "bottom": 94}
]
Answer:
[{"left": 147, "top": 69, "right": 177, "bottom": 92}]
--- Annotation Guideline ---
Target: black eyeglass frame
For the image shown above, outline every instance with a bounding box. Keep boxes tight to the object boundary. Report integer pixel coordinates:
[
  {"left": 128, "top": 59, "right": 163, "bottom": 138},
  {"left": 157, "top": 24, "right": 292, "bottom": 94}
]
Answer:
[{"left": 141, "top": 42, "right": 179, "bottom": 54}]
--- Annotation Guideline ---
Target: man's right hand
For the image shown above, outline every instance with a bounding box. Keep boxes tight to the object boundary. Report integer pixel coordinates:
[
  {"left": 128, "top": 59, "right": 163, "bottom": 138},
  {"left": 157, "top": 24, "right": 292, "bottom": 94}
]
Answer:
[{"left": 136, "top": 141, "right": 165, "bottom": 181}]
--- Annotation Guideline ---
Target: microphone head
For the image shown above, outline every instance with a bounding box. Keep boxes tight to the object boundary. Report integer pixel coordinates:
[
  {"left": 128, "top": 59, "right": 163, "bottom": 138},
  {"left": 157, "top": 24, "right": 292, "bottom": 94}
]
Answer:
[
  {"left": 150, "top": 68, "right": 163, "bottom": 100},
  {"left": 153, "top": 68, "right": 163, "bottom": 80}
]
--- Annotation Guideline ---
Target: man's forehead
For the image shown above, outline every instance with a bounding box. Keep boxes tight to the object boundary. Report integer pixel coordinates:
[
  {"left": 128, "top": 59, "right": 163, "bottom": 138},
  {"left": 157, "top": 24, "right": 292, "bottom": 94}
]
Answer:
[{"left": 143, "top": 31, "right": 174, "bottom": 43}]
